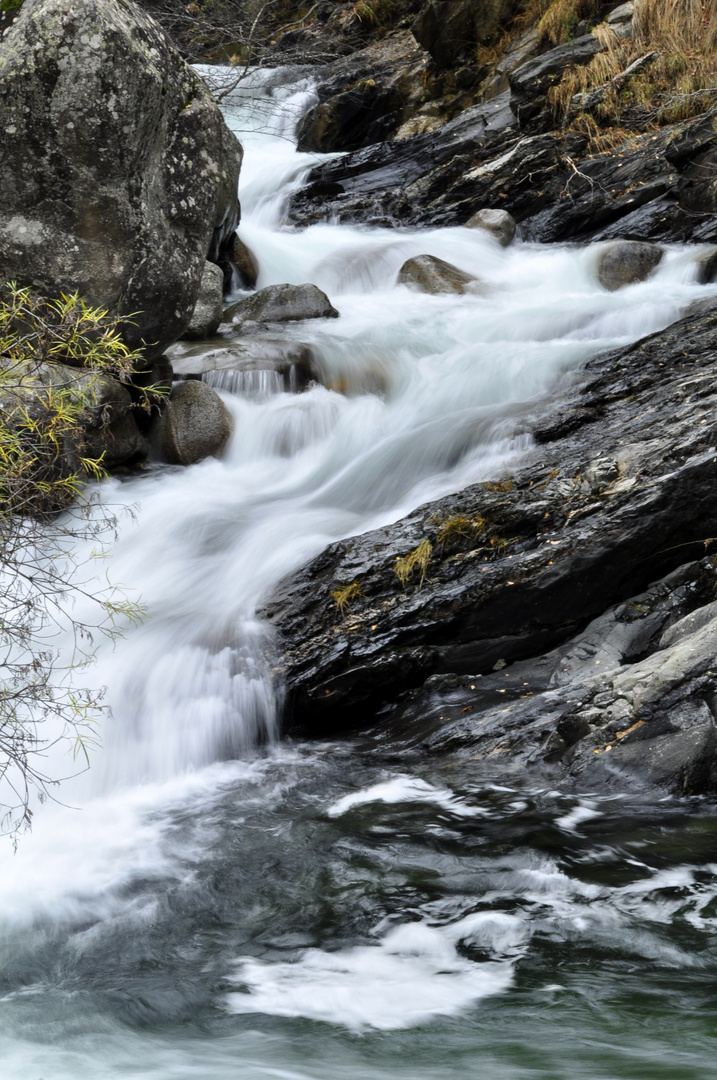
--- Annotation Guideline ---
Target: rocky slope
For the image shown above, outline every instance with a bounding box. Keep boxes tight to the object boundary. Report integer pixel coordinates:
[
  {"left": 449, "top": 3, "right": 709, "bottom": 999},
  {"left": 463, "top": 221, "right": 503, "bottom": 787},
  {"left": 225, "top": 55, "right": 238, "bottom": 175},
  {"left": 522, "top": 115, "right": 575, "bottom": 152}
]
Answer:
[{"left": 264, "top": 304, "right": 717, "bottom": 796}]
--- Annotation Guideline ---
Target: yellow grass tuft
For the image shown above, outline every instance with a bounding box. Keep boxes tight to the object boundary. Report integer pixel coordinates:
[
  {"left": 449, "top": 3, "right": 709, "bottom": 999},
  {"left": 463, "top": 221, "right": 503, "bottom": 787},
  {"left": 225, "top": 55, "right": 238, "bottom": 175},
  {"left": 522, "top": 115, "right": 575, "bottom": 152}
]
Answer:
[{"left": 394, "top": 538, "right": 433, "bottom": 587}]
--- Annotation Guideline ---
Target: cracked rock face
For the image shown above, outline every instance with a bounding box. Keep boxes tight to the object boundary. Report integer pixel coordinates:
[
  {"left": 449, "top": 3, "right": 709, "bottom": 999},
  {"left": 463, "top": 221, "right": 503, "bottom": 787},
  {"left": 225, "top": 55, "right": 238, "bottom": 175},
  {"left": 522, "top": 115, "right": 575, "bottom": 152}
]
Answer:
[
  {"left": 0, "top": 0, "right": 242, "bottom": 359},
  {"left": 263, "top": 306, "right": 717, "bottom": 795}
]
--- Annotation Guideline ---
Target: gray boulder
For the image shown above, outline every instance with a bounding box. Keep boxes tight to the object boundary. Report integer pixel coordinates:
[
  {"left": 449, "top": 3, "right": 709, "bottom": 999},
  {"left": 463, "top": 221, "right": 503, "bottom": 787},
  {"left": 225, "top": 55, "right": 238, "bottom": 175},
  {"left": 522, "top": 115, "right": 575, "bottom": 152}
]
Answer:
[
  {"left": 153, "top": 380, "right": 233, "bottom": 465},
  {"left": 606, "top": 2, "right": 634, "bottom": 38},
  {"left": 397, "top": 254, "right": 484, "bottom": 295},
  {"left": 183, "top": 262, "right": 224, "bottom": 341},
  {"left": 0, "top": 0, "right": 242, "bottom": 360},
  {"left": 171, "top": 338, "right": 319, "bottom": 396},
  {"left": 466, "top": 208, "right": 516, "bottom": 246},
  {"left": 224, "top": 283, "right": 339, "bottom": 324},
  {"left": 596, "top": 240, "right": 664, "bottom": 290}
]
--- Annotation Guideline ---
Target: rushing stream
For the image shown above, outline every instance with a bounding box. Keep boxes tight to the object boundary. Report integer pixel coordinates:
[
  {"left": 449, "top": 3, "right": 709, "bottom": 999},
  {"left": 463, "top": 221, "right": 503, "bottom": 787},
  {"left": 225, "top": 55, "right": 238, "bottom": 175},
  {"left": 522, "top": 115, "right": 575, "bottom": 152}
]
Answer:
[{"left": 2, "top": 69, "right": 717, "bottom": 1078}]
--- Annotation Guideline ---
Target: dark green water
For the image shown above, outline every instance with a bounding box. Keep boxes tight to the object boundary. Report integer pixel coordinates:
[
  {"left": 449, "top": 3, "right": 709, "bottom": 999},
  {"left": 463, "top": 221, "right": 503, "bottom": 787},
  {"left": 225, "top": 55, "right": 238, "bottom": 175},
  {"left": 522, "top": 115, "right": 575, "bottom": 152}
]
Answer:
[{"left": 2, "top": 744, "right": 716, "bottom": 1079}]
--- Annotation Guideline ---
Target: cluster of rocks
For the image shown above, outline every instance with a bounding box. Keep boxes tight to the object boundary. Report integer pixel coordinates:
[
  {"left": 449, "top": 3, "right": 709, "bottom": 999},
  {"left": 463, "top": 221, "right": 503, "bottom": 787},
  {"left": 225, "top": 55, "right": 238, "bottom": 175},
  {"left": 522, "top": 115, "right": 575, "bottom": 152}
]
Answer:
[
  {"left": 0, "top": 0, "right": 246, "bottom": 491},
  {"left": 286, "top": 2, "right": 717, "bottom": 246}
]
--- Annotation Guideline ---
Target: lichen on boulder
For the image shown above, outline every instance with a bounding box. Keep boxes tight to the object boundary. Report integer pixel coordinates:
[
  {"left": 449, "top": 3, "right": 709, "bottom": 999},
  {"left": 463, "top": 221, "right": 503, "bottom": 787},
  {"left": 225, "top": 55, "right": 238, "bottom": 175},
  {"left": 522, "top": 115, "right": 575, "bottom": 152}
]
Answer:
[{"left": 0, "top": 0, "right": 242, "bottom": 360}]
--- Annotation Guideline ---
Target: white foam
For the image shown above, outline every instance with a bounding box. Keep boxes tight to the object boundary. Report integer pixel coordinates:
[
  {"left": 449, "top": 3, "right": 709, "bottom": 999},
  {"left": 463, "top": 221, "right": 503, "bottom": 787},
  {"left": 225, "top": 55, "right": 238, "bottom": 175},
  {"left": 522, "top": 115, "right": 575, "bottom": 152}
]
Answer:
[
  {"left": 326, "top": 777, "right": 486, "bottom": 819},
  {"left": 226, "top": 921, "right": 514, "bottom": 1030}
]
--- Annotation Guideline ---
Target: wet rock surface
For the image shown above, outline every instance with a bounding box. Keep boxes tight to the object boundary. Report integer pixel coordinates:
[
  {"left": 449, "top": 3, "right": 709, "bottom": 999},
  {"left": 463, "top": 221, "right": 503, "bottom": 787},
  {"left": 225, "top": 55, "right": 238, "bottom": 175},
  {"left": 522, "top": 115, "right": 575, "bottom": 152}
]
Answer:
[
  {"left": 183, "top": 261, "right": 225, "bottom": 340},
  {"left": 289, "top": 86, "right": 717, "bottom": 244},
  {"left": 466, "top": 208, "right": 516, "bottom": 246},
  {"left": 397, "top": 254, "right": 483, "bottom": 294},
  {"left": 595, "top": 240, "right": 664, "bottom": 291},
  {"left": 152, "top": 379, "right": 233, "bottom": 464},
  {"left": 224, "top": 283, "right": 339, "bottom": 325},
  {"left": 264, "top": 306, "right": 717, "bottom": 795},
  {"left": 169, "top": 337, "right": 320, "bottom": 396}
]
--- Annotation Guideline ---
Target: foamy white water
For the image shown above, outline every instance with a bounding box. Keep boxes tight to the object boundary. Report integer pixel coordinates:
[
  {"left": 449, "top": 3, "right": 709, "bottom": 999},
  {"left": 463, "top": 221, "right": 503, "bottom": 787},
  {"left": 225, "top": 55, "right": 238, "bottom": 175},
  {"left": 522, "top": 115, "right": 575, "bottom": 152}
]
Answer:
[{"left": 2, "top": 66, "right": 717, "bottom": 1077}]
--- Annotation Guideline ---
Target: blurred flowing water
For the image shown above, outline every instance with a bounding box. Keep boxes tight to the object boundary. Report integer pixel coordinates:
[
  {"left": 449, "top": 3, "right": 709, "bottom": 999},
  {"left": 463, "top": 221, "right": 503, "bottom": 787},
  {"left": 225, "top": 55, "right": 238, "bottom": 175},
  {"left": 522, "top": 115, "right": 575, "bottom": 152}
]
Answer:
[{"left": 2, "top": 68, "right": 717, "bottom": 1079}]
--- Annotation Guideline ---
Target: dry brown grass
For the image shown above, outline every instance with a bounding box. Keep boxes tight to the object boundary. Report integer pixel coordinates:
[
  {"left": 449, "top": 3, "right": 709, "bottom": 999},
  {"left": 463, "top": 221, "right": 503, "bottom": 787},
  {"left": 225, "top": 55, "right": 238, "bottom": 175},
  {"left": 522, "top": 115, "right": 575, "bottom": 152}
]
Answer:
[
  {"left": 394, "top": 538, "right": 433, "bottom": 587},
  {"left": 537, "top": 0, "right": 601, "bottom": 46},
  {"left": 544, "top": 0, "right": 717, "bottom": 145}
]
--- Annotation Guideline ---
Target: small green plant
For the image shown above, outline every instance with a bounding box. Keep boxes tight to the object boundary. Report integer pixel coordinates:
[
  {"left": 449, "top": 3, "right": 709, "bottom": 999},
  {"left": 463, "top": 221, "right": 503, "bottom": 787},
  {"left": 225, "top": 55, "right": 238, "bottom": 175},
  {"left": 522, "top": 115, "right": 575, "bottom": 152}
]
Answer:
[
  {"left": 395, "top": 538, "right": 433, "bottom": 588},
  {"left": 0, "top": 281, "right": 148, "bottom": 840},
  {"left": 331, "top": 581, "right": 363, "bottom": 614}
]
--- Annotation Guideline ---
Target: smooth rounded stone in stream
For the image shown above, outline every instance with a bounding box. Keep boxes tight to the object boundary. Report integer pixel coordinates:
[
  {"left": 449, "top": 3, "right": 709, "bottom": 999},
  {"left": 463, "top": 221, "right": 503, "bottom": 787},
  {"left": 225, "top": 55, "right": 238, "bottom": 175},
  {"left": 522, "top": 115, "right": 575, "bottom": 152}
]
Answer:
[
  {"left": 595, "top": 240, "right": 664, "bottom": 291},
  {"left": 182, "top": 262, "right": 224, "bottom": 341},
  {"left": 693, "top": 246, "right": 717, "bottom": 284},
  {"left": 224, "top": 284, "right": 339, "bottom": 324},
  {"left": 465, "top": 208, "right": 516, "bottom": 247},
  {"left": 0, "top": 0, "right": 242, "bottom": 360},
  {"left": 231, "top": 234, "right": 259, "bottom": 290},
  {"left": 153, "top": 380, "right": 233, "bottom": 465},
  {"left": 397, "top": 254, "right": 486, "bottom": 295}
]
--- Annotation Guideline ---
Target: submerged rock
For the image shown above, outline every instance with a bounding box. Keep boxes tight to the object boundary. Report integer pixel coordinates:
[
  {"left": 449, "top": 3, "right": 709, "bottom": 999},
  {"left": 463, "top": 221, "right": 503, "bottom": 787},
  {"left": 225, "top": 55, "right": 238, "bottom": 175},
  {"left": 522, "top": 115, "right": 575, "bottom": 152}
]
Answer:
[
  {"left": 170, "top": 338, "right": 320, "bottom": 396},
  {"left": 0, "top": 0, "right": 242, "bottom": 359},
  {"left": 183, "top": 262, "right": 224, "bottom": 340},
  {"left": 224, "top": 284, "right": 339, "bottom": 324},
  {"left": 397, "top": 254, "right": 483, "bottom": 294},
  {"left": 595, "top": 240, "right": 663, "bottom": 290},
  {"left": 263, "top": 305, "right": 717, "bottom": 795},
  {"left": 466, "top": 208, "right": 516, "bottom": 246},
  {"left": 153, "top": 380, "right": 233, "bottom": 464}
]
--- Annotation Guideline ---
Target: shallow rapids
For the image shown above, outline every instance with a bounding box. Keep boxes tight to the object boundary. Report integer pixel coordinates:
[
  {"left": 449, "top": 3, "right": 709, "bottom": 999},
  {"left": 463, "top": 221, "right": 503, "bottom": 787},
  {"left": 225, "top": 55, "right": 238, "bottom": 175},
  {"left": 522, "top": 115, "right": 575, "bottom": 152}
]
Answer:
[{"left": 2, "top": 67, "right": 717, "bottom": 1078}]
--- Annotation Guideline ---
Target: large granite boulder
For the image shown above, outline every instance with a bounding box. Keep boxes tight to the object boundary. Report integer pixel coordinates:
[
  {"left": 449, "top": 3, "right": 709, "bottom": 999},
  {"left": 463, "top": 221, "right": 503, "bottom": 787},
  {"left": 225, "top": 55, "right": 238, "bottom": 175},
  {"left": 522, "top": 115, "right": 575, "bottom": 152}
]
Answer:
[{"left": 0, "top": 0, "right": 242, "bottom": 361}]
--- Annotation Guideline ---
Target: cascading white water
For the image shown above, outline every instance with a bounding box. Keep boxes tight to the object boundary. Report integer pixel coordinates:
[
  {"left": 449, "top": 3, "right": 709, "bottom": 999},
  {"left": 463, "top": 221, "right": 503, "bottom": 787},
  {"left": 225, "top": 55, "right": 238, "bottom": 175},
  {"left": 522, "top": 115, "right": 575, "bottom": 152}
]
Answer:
[
  {"left": 3, "top": 67, "right": 717, "bottom": 1080},
  {"left": 6, "top": 64, "right": 717, "bottom": 802}
]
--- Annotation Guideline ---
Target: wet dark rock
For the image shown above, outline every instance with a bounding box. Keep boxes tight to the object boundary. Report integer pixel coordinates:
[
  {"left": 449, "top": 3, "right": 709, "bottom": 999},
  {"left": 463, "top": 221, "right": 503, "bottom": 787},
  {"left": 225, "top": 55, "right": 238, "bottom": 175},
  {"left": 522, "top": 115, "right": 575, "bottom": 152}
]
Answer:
[
  {"left": 397, "top": 254, "right": 483, "bottom": 294},
  {"left": 182, "top": 262, "right": 224, "bottom": 340},
  {"left": 466, "top": 208, "right": 516, "bottom": 245},
  {"left": 595, "top": 240, "right": 664, "bottom": 291},
  {"left": 0, "top": 0, "right": 242, "bottom": 360},
  {"left": 264, "top": 306, "right": 717, "bottom": 795},
  {"left": 153, "top": 380, "right": 233, "bottom": 464},
  {"left": 224, "top": 284, "right": 339, "bottom": 325},
  {"left": 296, "top": 31, "right": 432, "bottom": 153},
  {"left": 412, "top": 0, "right": 515, "bottom": 68},
  {"left": 508, "top": 34, "right": 605, "bottom": 124},
  {"left": 694, "top": 246, "right": 717, "bottom": 285},
  {"left": 289, "top": 84, "right": 717, "bottom": 247},
  {"left": 231, "top": 235, "right": 259, "bottom": 290}
]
